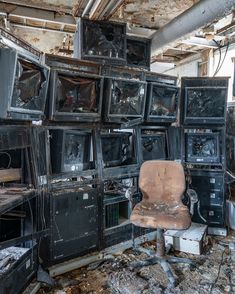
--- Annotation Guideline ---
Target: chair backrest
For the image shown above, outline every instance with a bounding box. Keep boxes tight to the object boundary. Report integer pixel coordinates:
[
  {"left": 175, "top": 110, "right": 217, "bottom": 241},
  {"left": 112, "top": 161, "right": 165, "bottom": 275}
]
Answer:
[{"left": 139, "top": 160, "right": 185, "bottom": 204}]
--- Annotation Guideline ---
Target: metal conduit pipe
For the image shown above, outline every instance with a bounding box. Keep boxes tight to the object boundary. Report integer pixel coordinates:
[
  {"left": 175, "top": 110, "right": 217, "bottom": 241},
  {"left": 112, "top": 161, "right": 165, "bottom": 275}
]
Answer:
[{"left": 151, "top": 0, "right": 235, "bottom": 55}]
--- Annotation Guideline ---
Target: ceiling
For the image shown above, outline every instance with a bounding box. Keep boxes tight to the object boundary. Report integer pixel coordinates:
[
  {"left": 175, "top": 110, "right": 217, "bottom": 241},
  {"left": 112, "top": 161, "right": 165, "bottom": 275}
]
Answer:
[{"left": 0, "top": 0, "right": 234, "bottom": 67}]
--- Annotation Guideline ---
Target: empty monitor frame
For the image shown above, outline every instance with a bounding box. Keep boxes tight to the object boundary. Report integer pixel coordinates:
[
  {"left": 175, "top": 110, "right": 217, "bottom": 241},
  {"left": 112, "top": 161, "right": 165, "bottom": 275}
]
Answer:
[
  {"left": 181, "top": 77, "right": 228, "bottom": 125},
  {"left": 140, "top": 130, "right": 167, "bottom": 161},
  {"left": 74, "top": 18, "right": 126, "bottom": 65},
  {"left": 50, "top": 129, "right": 93, "bottom": 174},
  {"left": 0, "top": 47, "right": 49, "bottom": 121},
  {"left": 126, "top": 36, "right": 151, "bottom": 70},
  {"left": 49, "top": 69, "right": 103, "bottom": 122},
  {"left": 185, "top": 131, "right": 222, "bottom": 164},
  {"left": 146, "top": 82, "right": 179, "bottom": 123},
  {"left": 103, "top": 78, "right": 147, "bottom": 125}
]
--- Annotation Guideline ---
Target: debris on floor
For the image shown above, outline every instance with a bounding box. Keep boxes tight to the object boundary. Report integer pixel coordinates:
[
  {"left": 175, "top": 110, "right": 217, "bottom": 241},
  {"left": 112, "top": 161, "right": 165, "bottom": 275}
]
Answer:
[{"left": 38, "top": 231, "right": 235, "bottom": 294}]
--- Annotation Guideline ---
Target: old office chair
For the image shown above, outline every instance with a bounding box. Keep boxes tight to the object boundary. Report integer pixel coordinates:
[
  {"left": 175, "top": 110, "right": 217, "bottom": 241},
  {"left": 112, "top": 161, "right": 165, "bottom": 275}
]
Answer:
[{"left": 130, "top": 160, "right": 194, "bottom": 286}]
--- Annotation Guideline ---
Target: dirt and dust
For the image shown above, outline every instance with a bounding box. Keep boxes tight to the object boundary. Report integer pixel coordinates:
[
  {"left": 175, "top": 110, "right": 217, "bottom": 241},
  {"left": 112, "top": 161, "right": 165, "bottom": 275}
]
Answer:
[{"left": 38, "top": 231, "right": 235, "bottom": 294}]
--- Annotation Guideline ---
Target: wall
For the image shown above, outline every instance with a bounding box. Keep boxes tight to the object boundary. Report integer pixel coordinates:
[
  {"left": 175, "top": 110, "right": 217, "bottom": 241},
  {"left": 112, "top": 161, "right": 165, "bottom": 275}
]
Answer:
[{"left": 209, "top": 44, "right": 235, "bottom": 101}]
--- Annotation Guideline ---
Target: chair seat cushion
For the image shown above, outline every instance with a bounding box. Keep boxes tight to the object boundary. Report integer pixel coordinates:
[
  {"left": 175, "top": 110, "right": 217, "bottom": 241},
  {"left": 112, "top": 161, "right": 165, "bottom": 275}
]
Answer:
[{"left": 130, "top": 201, "right": 191, "bottom": 230}]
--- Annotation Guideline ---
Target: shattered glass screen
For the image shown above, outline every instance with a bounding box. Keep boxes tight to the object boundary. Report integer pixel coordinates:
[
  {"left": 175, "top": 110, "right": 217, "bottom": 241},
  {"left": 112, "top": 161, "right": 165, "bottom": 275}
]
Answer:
[
  {"left": 109, "top": 80, "right": 145, "bottom": 116},
  {"left": 187, "top": 134, "right": 219, "bottom": 160},
  {"left": 63, "top": 133, "right": 90, "bottom": 172},
  {"left": 142, "top": 135, "right": 166, "bottom": 160},
  {"left": 127, "top": 40, "right": 149, "bottom": 67},
  {"left": 11, "top": 58, "right": 46, "bottom": 111},
  {"left": 150, "top": 85, "right": 178, "bottom": 117},
  {"left": 83, "top": 22, "right": 125, "bottom": 59},
  {"left": 186, "top": 88, "right": 227, "bottom": 118},
  {"left": 101, "top": 133, "right": 133, "bottom": 167},
  {"left": 56, "top": 74, "right": 100, "bottom": 113}
]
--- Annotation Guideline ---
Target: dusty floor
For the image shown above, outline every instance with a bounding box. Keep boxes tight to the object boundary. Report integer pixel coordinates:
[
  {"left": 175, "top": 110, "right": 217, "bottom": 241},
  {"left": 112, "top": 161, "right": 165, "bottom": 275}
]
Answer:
[{"left": 38, "top": 231, "right": 235, "bottom": 294}]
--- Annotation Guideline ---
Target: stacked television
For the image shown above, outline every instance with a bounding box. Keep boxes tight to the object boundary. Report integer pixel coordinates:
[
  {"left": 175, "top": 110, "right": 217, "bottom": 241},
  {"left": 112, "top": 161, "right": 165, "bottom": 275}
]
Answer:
[{"left": 181, "top": 77, "right": 228, "bottom": 236}]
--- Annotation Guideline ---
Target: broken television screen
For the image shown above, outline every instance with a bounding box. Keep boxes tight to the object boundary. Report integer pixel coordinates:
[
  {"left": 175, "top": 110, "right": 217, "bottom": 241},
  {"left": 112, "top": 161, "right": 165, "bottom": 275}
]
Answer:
[
  {"left": 127, "top": 39, "right": 150, "bottom": 68},
  {"left": 186, "top": 133, "right": 220, "bottom": 163},
  {"left": 101, "top": 132, "right": 134, "bottom": 167},
  {"left": 109, "top": 80, "right": 145, "bottom": 116},
  {"left": 83, "top": 21, "right": 125, "bottom": 59},
  {"left": 185, "top": 87, "right": 227, "bottom": 119},
  {"left": 56, "top": 74, "right": 101, "bottom": 114},
  {"left": 149, "top": 84, "right": 178, "bottom": 117},
  {"left": 11, "top": 58, "right": 47, "bottom": 111},
  {"left": 63, "top": 132, "right": 91, "bottom": 172},
  {"left": 141, "top": 134, "right": 166, "bottom": 161}
]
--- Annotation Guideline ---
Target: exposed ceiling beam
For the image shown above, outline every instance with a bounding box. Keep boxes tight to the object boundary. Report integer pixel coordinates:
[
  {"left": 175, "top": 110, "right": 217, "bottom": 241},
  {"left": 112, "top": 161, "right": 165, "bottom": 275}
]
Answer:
[
  {"left": 0, "top": 0, "right": 72, "bottom": 14},
  {"left": 11, "top": 23, "right": 74, "bottom": 35},
  {"left": 0, "top": 4, "right": 76, "bottom": 26},
  {"left": 180, "top": 36, "right": 218, "bottom": 48},
  {"left": 151, "top": 0, "right": 235, "bottom": 56}
]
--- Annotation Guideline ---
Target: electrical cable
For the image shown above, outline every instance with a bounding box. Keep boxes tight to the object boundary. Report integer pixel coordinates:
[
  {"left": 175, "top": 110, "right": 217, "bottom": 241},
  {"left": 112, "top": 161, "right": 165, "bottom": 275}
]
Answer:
[
  {"left": 215, "top": 42, "right": 230, "bottom": 76},
  {"left": 213, "top": 39, "right": 222, "bottom": 77}
]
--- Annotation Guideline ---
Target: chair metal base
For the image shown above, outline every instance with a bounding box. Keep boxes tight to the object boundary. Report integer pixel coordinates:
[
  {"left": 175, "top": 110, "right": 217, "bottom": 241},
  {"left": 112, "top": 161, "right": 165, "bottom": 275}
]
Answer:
[{"left": 130, "top": 228, "right": 195, "bottom": 287}]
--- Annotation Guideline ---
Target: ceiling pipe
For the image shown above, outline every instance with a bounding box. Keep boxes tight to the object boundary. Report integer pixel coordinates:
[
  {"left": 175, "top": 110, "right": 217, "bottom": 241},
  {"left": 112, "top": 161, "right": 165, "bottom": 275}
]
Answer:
[{"left": 151, "top": 0, "right": 235, "bottom": 56}]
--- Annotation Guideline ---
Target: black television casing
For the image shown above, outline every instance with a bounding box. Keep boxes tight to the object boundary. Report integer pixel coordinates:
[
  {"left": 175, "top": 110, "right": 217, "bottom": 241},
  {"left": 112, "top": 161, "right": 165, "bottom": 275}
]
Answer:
[
  {"left": 185, "top": 132, "right": 221, "bottom": 164},
  {"left": 0, "top": 47, "right": 49, "bottom": 121},
  {"left": 140, "top": 131, "right": 167, "bottom": 161},
  {"left": 126, "top": 36, "right": 151, "bottom": 70},
  {"left": 181, "top": 77, "right": 228, "bottom": 125},
  {"left": 145, "top": 82, "right": 179, "bottom": 123},
  {"left": 50, "top": 129, "right": 92, "bottom": 174},
  {"left": 48, "top": 68, "right": 103, "bottom": 122},
  {"left": 74, "top": 18, "right": 127, "bottom": 65},
  {"left": 103, "top": 77, "right": 147, "bottom": 125}
]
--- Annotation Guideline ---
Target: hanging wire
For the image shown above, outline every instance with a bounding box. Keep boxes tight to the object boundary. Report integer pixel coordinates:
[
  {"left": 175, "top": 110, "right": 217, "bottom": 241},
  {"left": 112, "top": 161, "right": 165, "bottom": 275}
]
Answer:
[{"left": 213, "top": 39, "right": 222, "bottom": 77}]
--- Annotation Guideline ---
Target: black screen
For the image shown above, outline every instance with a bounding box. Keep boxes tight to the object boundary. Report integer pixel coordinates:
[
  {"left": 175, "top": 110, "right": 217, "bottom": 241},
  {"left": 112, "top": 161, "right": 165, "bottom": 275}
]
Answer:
[
  {"left": 63, "top": 133, "right": 90, "bottom": 172},
  {"left": 109, "top": 80, "right": 145, "bottom": 116},
  {"left": 56, "top": 74, "right": 100, "bottom": 114},
  {"left": 142, "top": 135, "right": 166, "bottom": 160},
  {"left": 150, "top": 85, "right": 178, "bottom": 117},
  {"left": 101, "top": 133, "right": 133, "bottom": 167},
  {"left": 83, "top": 21, "right": 125, "bottom": 59},
  {"left": 127, "top": 39, "right": 149, "bottom": 67},
  {"left": 185, "top": 88, "right": 226, "bottom": 118},
  {"left": 12, "top": 58, "right": 47, "bottom": 111}
]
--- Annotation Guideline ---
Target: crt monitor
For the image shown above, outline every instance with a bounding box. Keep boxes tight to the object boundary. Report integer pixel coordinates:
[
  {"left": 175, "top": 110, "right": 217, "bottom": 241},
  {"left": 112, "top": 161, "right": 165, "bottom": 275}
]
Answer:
[
  {"left": 0, "top": 47, "right": 49, "bottom": 120},
  {"left": 141, "top": 133, "right": 167, "bottom": 161},
  {"left": 181, "top": 77, "right": 228, "bottom": 125},
  {"left": 185, "top": 132, "right": 220, "bottom": 164},
  {"left": 74, "top": 19, "right": 126, "bottom": 65},
  {"left": 104, "top": 78, "right": 146, "bottom": 123},
  {"left": 49, "top": 70, "right": 103, "bottom": 122},
  {"left": 101, "top": 132, "right": 134, "bottom": 168},
  {"left": 50, "top": 129, "right": 92, "bottom": 173},
  {"left": 126, "top": 37, "right": 151, "bottom": 70},
  {"left": 146, "top": 83, "right": 178, "bottom": 123}
]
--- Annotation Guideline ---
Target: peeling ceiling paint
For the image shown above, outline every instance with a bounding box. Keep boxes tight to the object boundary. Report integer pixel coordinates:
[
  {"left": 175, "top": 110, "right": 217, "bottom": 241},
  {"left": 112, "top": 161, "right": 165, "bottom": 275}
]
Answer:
[{"left": 111, "top": 0, "right": 200, "bottom": 29}]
